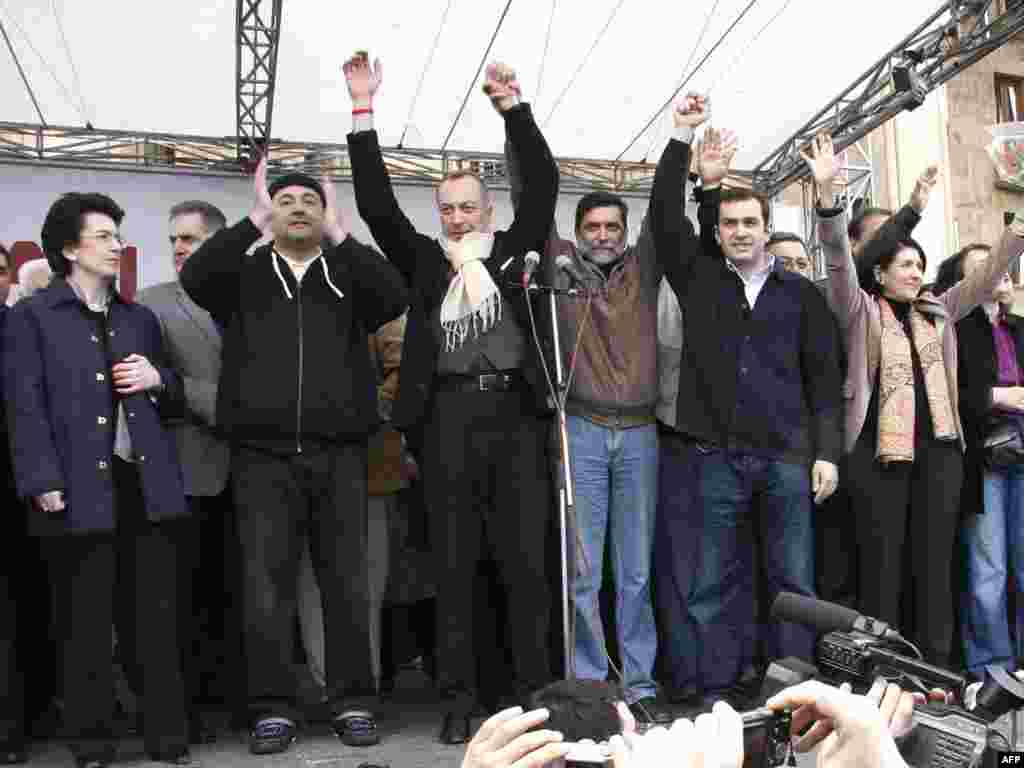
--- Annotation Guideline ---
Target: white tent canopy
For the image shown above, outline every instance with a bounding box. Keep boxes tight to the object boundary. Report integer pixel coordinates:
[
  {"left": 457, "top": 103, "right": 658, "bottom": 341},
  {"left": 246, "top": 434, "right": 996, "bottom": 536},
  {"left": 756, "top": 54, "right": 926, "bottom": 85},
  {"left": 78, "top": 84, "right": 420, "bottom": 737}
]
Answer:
[{"left": 1, "top": 0, "right": 942, "bottom": 168}]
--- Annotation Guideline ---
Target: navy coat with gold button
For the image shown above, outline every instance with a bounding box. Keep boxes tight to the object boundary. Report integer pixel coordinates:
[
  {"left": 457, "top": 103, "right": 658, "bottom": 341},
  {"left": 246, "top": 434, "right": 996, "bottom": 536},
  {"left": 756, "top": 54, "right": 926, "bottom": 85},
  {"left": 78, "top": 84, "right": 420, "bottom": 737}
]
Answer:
[{"left": 4, "top": 278, "right": 187, "bottom": 535}]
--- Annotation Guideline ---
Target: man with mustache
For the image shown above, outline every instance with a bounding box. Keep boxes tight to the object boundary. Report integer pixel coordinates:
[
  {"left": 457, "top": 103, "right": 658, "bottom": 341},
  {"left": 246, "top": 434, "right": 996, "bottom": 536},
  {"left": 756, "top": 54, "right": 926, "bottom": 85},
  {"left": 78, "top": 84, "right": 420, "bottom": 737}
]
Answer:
[
  {"left": 345, "top": 53, "right": 557, "bottom": 744},
  {"left": 179, "top": 164, "right": 408, "bottom": 754},
  {"left": 500, "top": 113, "right": 729, "bottom": 725}
]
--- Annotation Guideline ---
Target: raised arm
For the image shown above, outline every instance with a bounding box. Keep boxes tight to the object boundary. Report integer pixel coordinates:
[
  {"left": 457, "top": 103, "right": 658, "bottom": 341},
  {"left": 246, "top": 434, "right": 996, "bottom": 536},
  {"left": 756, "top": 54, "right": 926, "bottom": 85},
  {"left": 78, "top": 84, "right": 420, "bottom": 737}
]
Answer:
[
  {"left": 650, "top": 95, "right": 708, "bottom": 299},
  {"left": 802, "top": 133, "right": 866, "bottom": 331},
  {"left": 695, "top": 127, "right": 736, "bottom": 260},
  {"left": 486, "top": 64, "right": 558, "bottom": 266},
  {"left": 344, "top": 54, "right": 435, "bottom": 282},
  {"left": 317, "top": 171, "right": 409, "bottom": 331},
  {"left": 179, "top": 156, "right": 268, "bottom": 326},
  {"left": 941, "top": 214, "right": 1024, "bottom": 322}
]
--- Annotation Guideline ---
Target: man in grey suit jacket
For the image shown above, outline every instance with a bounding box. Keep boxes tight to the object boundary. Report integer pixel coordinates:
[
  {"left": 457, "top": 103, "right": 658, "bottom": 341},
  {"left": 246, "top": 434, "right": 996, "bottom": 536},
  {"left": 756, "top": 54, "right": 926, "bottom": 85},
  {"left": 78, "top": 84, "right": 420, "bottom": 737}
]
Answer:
[{"left": 137, "top": 200, "right": 237, "bottom": 741}]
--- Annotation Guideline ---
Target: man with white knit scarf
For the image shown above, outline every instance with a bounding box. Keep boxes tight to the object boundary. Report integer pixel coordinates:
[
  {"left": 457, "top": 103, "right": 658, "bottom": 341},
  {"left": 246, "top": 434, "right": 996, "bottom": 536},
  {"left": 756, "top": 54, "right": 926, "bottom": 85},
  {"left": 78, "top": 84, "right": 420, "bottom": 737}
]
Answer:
[{"left": 346, "top": 53, "right": 559, "bottom": 745}]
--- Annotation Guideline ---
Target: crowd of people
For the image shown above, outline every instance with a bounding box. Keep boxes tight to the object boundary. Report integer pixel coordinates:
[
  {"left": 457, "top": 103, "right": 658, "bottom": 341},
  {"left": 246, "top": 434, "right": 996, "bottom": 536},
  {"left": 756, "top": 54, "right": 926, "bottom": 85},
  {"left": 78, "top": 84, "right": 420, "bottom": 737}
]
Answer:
[{"left": 1, "top": 52, "right": 1024, "bottom": 768}]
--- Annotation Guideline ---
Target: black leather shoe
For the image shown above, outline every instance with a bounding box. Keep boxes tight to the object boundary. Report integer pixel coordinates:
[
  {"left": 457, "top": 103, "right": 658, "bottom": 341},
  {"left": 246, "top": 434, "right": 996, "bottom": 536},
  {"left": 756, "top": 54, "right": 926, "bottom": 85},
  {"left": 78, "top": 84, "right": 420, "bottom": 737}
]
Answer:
[
  {"left": 439, "top": 711, "right": 472, "bottom": 745},
  {"left": 332, "top": 710, "right": 379, "bottom": 747},
  {"left": 630, "top": 696, "right": 674, "bottom": 725},
  {"left": 74, "top": 757, "right": 109, "bottom": 768}
]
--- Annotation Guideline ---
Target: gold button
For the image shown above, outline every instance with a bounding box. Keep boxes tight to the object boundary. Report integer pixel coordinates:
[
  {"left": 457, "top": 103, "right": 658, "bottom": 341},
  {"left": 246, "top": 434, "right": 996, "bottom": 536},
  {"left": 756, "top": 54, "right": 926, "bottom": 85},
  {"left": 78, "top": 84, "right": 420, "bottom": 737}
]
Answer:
[
  {"left": 138, "top": 455, "right": 146, "bottom": 463},
  {"left": 108, "top": 330, "right": 116, "bottom": 337},
  {"left": 96, "top": 372, "right": 105, "bottom": 382},
  {"left": 128, "top": 412, "right": 135, "bottom": 418},
  {"left": 90, "top": 335, "right": 99, "bottom": 343},
  {"left": 97, "top": 416, "right": 107, "bottom": 425},
  {"left": 98, "top": 460, "right": 108, "bottom": 470}
]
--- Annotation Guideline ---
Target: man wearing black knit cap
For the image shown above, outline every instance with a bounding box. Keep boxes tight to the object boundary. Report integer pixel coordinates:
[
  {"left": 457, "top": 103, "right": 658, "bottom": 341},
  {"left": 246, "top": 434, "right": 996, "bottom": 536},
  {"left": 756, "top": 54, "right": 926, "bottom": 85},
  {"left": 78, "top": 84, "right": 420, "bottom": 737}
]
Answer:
[{"left": 180, "top": 164, "right": 408, "bottom": 754}]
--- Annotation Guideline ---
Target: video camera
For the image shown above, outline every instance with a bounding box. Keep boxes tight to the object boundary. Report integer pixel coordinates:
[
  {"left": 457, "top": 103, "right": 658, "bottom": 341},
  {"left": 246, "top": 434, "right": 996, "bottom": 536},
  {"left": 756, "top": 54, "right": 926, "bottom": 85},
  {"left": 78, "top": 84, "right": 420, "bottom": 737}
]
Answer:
[{"left": 772, "top": 593, "right": 1024, "bottom": 768}]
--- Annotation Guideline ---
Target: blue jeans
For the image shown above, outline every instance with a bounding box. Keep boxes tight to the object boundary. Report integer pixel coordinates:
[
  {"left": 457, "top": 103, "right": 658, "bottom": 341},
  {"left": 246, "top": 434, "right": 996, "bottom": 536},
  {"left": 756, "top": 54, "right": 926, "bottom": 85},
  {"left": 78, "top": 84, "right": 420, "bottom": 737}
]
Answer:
[
  {"left": 962, "top": 465, "right": 1024, "bottom": 675},
  {"left": 568, "top": 415, "right": 659, "bottom": 703},
  {"left": 689, "top": 447, "right": 816, "bottom": 692},
  {"left": 653, "top": 432, "right": 701, "bottom": 697}
]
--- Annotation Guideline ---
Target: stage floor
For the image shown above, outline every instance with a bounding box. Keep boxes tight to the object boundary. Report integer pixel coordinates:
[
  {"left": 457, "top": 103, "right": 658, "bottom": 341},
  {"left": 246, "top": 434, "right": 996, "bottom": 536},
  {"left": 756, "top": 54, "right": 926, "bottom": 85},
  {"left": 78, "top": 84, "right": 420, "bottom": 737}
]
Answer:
[{"left": 19, "top": 669, "right": 1023, "bottom": 768}]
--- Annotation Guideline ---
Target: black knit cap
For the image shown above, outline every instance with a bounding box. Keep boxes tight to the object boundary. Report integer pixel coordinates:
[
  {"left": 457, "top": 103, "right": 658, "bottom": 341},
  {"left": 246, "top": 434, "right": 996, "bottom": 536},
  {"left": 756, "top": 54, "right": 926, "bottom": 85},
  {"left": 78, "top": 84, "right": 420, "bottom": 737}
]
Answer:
[{"left": 267, "top": 173, "right": 326, "bottom": 208}]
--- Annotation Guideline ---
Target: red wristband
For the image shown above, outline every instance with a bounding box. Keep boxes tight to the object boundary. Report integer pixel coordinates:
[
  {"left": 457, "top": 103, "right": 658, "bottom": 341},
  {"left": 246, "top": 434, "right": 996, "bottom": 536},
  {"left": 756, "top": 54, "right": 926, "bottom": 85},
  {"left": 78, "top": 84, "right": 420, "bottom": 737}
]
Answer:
[{"left": 352, "top": 107, "right": 374, "bottom": 115}]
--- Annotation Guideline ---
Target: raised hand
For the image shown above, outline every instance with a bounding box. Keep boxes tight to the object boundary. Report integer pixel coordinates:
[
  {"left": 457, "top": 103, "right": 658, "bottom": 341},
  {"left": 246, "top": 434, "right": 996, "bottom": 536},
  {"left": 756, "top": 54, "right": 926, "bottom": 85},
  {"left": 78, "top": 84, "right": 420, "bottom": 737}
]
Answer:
[
  {"left": 482, "top": 61, "right": 522, "bottom": 113},
  {"left": 800, "top": 133, "right": 840, "bottom": 203},
  {"left": 909, "top": 164, "right": 939, "bottom": 213},
  {"left": 672, "top": 92, "right": 709, "bottom": 130},
  {"left": 699, "top": 127, "right": 738, "bottom": 188},
  {"left": 249, "top": 154, "right": 273, "bottom": 232},
  {"left": 343, "top": 51, "right": 383, "bottom": 108},
  {"left": 320, "top": 171, "right": 348, "bottom": 245}
]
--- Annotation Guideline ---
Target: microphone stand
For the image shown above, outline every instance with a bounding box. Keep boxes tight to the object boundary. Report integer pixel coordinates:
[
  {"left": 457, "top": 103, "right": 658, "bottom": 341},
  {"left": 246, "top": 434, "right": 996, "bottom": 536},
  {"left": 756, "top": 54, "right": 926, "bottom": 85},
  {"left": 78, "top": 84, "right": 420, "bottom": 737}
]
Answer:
[{"left": 509, "top": 280, "right": 586, "bottom": 679}]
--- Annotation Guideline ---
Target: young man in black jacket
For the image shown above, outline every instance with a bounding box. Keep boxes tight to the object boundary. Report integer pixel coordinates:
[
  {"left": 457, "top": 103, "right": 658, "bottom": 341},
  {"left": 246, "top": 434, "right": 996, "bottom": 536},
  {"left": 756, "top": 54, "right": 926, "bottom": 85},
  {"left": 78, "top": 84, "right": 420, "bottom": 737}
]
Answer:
[
  {"left": 179, "top": 164, "right": 407, "bottom": 754},
  {"left": 650, "top": 97, "right": 842, "bottom": 705},
  {"left": 344, "top": 54, "right": 557, "bottom": 744}
]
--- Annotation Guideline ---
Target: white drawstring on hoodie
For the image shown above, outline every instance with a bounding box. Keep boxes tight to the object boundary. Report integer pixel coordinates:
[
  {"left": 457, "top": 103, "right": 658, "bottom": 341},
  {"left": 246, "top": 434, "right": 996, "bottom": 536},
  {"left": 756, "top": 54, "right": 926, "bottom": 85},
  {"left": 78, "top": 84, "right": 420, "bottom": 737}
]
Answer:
[{"left": 271, "top": 247, "right": 345, "bottom": 301}]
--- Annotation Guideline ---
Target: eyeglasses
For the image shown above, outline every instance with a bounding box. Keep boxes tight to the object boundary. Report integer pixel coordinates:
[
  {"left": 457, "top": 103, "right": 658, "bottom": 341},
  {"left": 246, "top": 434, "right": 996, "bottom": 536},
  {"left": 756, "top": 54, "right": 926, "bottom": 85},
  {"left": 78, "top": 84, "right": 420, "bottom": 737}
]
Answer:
[{"left": 81, "top": 232, "right": 125, "bottom": 246}]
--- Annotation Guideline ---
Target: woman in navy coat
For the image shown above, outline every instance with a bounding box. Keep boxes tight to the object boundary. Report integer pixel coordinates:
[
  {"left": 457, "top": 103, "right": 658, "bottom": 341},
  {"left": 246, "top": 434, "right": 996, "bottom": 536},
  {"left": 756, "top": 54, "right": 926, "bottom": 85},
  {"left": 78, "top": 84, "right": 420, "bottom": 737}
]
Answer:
[{"left": 4, "top": 193, "right": 192, "bottom": 768}]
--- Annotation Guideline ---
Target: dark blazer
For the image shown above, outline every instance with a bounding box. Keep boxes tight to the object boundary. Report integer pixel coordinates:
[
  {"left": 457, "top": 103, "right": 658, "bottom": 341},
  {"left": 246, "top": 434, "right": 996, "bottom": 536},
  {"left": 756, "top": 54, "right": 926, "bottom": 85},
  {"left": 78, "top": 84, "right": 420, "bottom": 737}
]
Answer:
[
  {"left": 650, "top": 138, "right": 842, "bottom": 466},
  {"left": 136, "top": 281, "right": 229, "bottom": 497},
  {"left": 955, "top": 306, "right": 1024, "bottom": 518},
  {"left": 346, "top": 104, "right": 559, "bottom": 432},
  {"left": 4, "top": 278, "right": 187, "bottom": 535}
]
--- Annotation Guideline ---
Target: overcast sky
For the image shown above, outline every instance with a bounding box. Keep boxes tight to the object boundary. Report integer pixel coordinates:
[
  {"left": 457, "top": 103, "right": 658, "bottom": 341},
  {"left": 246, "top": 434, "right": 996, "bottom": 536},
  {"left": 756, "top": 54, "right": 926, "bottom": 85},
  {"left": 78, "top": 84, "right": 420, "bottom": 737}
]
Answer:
[{"left": 0, "top": 0, "right": 942, "bottom": 168}]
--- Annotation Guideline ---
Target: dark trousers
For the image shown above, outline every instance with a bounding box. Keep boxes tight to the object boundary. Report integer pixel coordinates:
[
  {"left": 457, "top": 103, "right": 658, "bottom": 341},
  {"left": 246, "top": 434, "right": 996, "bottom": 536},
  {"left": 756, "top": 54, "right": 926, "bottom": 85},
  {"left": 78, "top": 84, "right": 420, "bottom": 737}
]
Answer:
[
  {"left": 46, "top": 459, "right": 188, "bottom": 761},
  {"left": 689, "top": 447, "right": 817, "bottom": 692},
  {"left": 232, "top": 443, "right": 376, "bottom": 722},
  {"left": 0, "top": 500, "right": 23, "bottom": 749},
  {"left": 423, "top": 388, "right": 553, "bottom": 704},
  {"left": 178, "top": 491, "right": 245, "bottom": 721},
  {"left": 847, "top": 429, "right": 963, "bottom": 665},
  {"left": 653, "top": 431, "right": 702, "bottom": 698}
]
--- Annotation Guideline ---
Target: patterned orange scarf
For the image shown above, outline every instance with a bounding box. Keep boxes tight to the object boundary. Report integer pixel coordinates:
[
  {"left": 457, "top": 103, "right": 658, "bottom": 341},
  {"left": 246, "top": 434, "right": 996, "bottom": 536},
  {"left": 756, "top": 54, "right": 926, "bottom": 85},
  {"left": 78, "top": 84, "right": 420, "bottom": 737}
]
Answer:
[{"left": 876, "top": 297, "right": 956, "bottom": 463}]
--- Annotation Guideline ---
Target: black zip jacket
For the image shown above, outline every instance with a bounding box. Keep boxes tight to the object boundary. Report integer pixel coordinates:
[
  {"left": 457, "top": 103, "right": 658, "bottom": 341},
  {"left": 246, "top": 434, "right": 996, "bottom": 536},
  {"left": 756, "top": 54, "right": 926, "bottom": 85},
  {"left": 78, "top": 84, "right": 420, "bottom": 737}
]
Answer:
[{"left": 180, "top": 220, "right": 408, "bottom": 454}]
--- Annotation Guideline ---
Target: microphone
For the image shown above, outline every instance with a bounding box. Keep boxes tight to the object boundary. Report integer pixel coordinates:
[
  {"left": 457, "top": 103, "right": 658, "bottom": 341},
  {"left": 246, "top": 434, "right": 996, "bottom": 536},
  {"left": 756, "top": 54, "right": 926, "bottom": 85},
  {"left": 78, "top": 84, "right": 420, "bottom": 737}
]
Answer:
[
  {"left": 770, "top": 592, "right": 902, "bottom": 642},
  {"left": 522, "top": 250, "right": 541, "bottom": 288}
]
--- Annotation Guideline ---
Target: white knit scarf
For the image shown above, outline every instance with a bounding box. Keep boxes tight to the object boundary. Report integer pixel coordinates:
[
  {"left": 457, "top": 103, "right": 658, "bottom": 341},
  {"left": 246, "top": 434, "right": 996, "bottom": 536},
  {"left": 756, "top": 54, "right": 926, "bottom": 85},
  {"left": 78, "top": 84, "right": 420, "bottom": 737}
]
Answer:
[{"left": 438, "top": 232, "right": 501, "bottom": 351}]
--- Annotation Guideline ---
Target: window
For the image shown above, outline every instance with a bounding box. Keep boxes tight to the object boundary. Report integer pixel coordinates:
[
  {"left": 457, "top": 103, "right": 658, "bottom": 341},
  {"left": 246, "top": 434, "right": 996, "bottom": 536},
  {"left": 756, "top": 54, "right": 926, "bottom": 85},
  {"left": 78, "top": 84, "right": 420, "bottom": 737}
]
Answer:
[{"left": 996, "top": 74, "right": 1024, "bottom": 122}]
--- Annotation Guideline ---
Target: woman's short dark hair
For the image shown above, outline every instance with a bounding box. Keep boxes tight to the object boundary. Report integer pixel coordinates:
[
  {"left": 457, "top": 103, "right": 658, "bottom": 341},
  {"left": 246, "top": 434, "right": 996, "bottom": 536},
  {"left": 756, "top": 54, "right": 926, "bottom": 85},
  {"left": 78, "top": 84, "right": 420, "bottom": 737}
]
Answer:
[
  {"left": 856, "top": 234, "right": 928, "bottom": 295},
  {"left": 41, "top": 192, "right": 125, "bottom": 277},
  {"left": 575, "top": 192, "right": 628, "bottom": 234},
  {"left": 933, "top": 243, "right": 991, "bottom": 297}
]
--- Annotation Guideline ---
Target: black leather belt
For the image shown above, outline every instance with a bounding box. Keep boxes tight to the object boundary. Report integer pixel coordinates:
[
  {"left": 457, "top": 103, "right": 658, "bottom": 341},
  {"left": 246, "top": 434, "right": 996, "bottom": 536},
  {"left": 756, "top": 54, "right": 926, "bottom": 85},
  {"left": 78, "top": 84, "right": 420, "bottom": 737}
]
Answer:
[{"left": 435, "top": 371, "right": 525, "bottom": 393}]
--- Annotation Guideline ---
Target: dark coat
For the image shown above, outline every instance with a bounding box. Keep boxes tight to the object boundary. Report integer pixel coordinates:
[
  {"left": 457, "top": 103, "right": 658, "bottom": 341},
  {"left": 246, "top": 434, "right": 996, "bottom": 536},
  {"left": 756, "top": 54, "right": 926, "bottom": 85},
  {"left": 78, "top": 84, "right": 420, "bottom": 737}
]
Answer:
[
  {"left": 346, "top": 104, "right": 559, "bottom": 432},
  {"left": 180, "top": 224, "right": 409, "bottom": 454},
  {"left": 650, "top": 139, "right": 842, "bottom": 466},
  {"left": 955, "top": 306, "right": 1024, "bottom": 518},
  {"left": 4, "top": 279, "right": 187, "bottom": 535}
]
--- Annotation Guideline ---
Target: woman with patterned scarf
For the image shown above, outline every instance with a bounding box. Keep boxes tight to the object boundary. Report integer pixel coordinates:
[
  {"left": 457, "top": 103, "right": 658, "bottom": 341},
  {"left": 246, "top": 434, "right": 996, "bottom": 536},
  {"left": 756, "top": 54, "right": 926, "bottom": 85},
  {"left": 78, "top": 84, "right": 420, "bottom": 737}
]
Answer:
[{"left": 802, "top": 133, "right": 1024, "bottom": 666}]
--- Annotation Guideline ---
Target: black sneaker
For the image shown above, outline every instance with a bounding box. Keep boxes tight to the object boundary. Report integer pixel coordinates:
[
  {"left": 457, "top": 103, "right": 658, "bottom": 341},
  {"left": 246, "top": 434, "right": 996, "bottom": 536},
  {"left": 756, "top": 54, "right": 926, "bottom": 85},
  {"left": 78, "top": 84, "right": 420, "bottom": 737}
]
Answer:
[
  {"left": 249, "top": 716, "right": 297, "bottom": 755},
  {"left": 332, "top": 710, "right": 380, "bottom": 747}
]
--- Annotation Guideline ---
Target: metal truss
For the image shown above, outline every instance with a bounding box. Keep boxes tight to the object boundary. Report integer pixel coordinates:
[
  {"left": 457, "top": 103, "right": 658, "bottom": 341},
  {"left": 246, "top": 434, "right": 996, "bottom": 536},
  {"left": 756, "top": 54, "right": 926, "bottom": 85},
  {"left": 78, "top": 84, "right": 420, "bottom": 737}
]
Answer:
[
  {"left": 0, "top": 121, "right": 660, "bottom": 198},
  {"left": 236, "top": 0, "right": 283, "bottom": 160},
  {"left": 749, "top": 0, "right": 1024, "bottom": 197}
]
